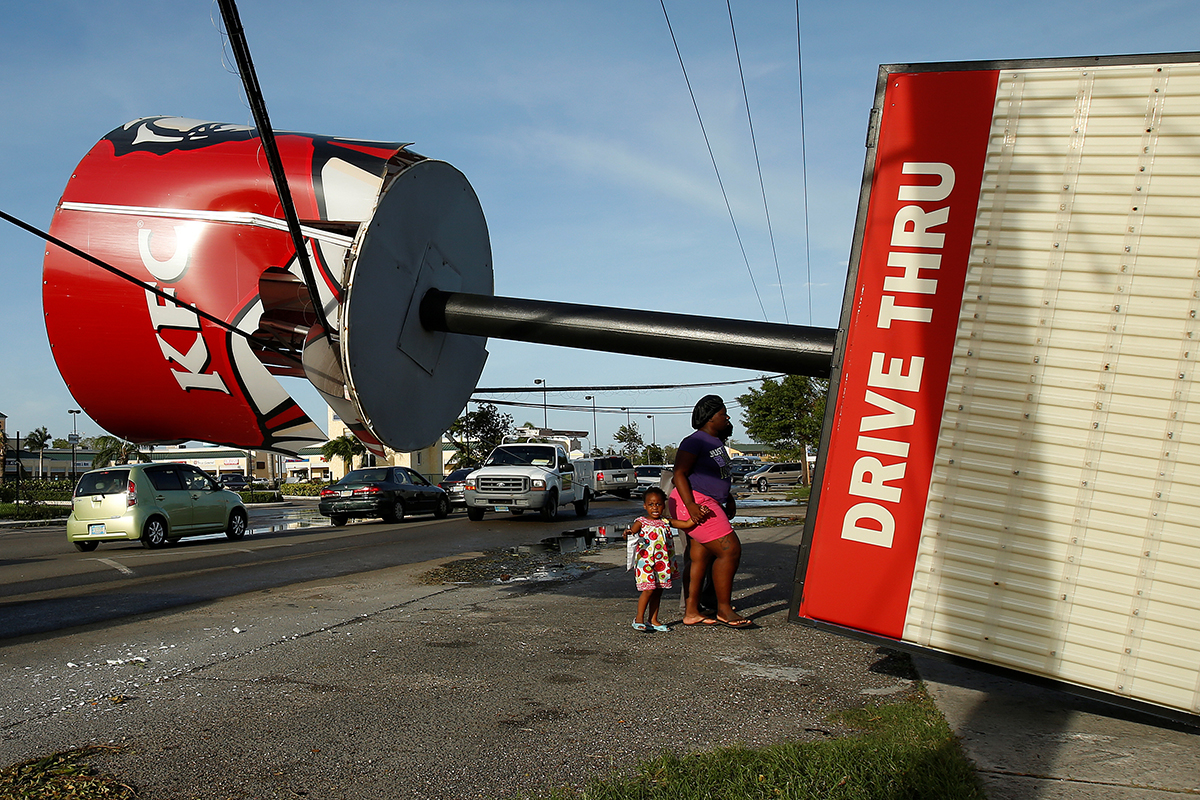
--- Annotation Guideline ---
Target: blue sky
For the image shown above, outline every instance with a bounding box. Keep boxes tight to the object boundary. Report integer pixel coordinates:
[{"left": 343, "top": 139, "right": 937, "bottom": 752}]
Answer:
[{"left": 2, "top": 0, "right": 1197, "bottom": 453}]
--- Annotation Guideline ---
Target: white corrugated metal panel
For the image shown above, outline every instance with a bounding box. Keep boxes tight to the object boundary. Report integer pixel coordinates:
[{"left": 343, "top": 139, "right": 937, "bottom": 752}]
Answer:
[{"left": 903, "top": 63, "right": 1200, "bottom": 715}]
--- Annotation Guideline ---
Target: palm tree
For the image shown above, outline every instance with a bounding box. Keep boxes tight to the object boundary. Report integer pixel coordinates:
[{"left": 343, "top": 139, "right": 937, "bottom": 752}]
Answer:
[
  {"left": 321, "top": 433, "right": 366, "bottom": 476},
  {"left": 91, "top": 436, "right": 147, "bottom": 469},
  {"left": 24, "top": 426, "right": 51, "bottom": 477}
]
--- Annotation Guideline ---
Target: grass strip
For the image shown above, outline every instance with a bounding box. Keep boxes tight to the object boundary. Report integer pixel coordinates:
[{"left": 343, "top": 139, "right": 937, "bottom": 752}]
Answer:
[
  {"left": 529, "top": 691, "right": 984, "bottom": 800},
  {"left": 0, "top": 746, "right": 137, "bottom": 799}
]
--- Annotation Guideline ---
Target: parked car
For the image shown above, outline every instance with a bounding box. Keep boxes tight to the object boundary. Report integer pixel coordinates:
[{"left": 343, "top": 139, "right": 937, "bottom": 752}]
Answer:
[
  {"left": 218, "top": 473, "right": 250, "bottom": 491},
  {"left": 633, "top": 465, "right": 670, "bottom": 495},
  {"left": 67, "top": 463, "right": 248, "bottom": 551},
  {"left": 438, "top": 467, "right": 474, "bottom": 509},
  {"left": 745, "top": 462, "right": 806, "bottom": 492},
  {"left": 729, "top": 459, "right": 762, "bottom": 484},
  {"left": 319, "top": 466, "right": 450, "bottom": 526}
]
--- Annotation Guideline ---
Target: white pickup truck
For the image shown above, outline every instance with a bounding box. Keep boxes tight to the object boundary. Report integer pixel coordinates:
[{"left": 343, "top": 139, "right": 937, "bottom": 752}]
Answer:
[{"left": 463, "top": 442, "right": 590, "bottom": 521}]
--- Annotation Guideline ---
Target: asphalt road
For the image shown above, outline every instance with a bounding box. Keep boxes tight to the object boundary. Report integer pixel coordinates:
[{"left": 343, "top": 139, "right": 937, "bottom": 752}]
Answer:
[{"left": 0, "top": 497, "right": 640, "bottom": 641}]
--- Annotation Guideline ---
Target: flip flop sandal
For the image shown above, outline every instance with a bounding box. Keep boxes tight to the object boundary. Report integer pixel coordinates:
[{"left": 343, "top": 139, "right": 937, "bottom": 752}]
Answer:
[
  {"left": 650, "top": 623, "right": 670, "bottom": 632},
  {"left": 631, "top": 621, "right": 649, "bottom": 631}
]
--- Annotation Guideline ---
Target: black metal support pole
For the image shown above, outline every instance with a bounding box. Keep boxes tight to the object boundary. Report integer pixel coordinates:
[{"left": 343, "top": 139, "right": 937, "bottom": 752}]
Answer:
[{"left": 421, "top": 290, "right": 836, "bottom": 378}]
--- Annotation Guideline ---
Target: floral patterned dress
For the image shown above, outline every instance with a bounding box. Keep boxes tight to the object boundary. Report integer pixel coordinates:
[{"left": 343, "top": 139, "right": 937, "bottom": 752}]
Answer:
[{"left": 629, "top": 516, "right": 674, "bottom": 591}]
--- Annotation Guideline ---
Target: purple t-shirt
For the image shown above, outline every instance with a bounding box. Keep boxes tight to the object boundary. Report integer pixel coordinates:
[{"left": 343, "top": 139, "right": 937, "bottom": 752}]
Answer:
[{"left": 677, "top": 430, "right": 731, "bottom": 503}]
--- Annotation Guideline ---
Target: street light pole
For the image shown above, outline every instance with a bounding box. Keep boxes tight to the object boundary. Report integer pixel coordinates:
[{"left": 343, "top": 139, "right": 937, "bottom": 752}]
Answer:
[
  {"left": 68, "top": 409, "right": 81, "bottom": 484},
  {"left": 533, "top": 378, "right": 547, "bottom": 429},
  {"left": 647, "top": 415, "right": 655, "bottom": 446},
  {"left": 584, "top": 395, "right": 598, "bottom": 455}
]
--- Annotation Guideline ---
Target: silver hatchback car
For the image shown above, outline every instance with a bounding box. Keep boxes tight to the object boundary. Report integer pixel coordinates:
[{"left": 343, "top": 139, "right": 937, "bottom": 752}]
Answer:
[{"left": 67, "top": 463, "right": 249, "bottom": 551}]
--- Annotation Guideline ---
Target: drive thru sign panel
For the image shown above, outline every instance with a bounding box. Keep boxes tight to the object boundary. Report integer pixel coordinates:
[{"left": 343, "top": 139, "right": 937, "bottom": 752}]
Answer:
[{"left": 796, "top": 54, "right": 1200, "bottom": 720}]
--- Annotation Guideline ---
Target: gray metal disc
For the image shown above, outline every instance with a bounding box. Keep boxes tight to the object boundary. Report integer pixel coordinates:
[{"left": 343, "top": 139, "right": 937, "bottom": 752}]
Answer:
[{"left": 341, "top": 159, "right": 492, "bottom": 451}]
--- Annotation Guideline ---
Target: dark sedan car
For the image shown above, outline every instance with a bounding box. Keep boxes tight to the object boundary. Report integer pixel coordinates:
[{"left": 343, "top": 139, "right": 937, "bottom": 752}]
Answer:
[
  {"left": 438, "top": 467, "right": 473, "bottom": 509},
  {"left": 319, "top": 466, "right": 450, "bottom": 526}
]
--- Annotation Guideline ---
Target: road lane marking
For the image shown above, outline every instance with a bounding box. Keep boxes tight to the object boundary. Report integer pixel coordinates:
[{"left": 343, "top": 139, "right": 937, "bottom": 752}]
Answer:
[{"left": 95, "top": 558, "right": 135, "bottom": 576}]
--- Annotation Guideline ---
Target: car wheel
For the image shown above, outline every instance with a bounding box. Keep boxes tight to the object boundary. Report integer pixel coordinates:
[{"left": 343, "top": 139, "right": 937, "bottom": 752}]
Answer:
[
  {"left": 225, "top": 508, "right": 248, "bottom": 540},
  {"left": 73, "top": 541, "right": 98, "bottom": 552},
  {"left": 384, "top": 498, "right": 405, "bottom": 523},
  {"left": 141, "top": 517, "right": 168, "bottom": 549},
  {"left": 540, "top": 490, "right": 559, "bottom": 521},
  {"left": 757, "top": 477, "right": 769, "bottom": 492},
  {"left": 574, "top": 490, "right": 590, "bottom": 517},
  {"left": 434, "top": 496, "right": 450, "bottom": 519},
  {"left": 467, "top": 507, "right": 485, "bottom": 521},
  {"left": 509, "top": 508, "right": 525, "bottom": 516},
  {"left": 330, "top": 514, "right": 348, "bottom": 527}
]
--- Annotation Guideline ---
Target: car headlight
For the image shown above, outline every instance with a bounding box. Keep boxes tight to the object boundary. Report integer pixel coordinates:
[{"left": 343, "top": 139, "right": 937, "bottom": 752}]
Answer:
[{"left": 531, "top": 479, "right": 546, "bottom": 490}]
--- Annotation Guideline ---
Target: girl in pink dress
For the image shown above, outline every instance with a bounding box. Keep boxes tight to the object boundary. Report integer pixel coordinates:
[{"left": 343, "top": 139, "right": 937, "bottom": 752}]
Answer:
[{"left": 626, "top": 487, "right": 695, "bottom": 631}]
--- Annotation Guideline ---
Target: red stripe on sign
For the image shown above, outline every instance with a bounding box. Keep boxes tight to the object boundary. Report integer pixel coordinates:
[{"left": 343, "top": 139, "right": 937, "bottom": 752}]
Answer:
[{"left": 800, "top": 69, "right": 998, "bottom": 638}]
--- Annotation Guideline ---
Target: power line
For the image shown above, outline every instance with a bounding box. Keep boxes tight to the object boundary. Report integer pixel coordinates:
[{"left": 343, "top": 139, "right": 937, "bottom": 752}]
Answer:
[
  {"left": 660, "top": 0, "right": 768, "bottom": 321},
  {"left": 474, "top": 374, "right": 781, "bottom": 393},
  {"left": 796, "top": 0, "right": 813, "bottom": 325},
  {"left": 727, "top": 0, "right": 788, "bottom": 323}
]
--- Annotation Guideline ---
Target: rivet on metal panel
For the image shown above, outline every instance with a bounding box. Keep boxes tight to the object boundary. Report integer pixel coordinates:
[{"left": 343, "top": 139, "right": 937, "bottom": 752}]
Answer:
[
  {"left": 1181, "top": 373, "right": 1186, "bottom": 379},
  {"left": 1146, "top": 128, "right": 1152, "bottom": 133},
  {"left": 1053, "top": 242, "right": 1060, "bottom": 248},
  {"left": 1104, "top": 363, "right": 1110, "bottom": 370},
  {"left": 1125, "top": 648, "right": 1132, "bottom": 653},
  {"left": 1013, "top": 470, "right": 1020, "bottom": 475},
  {"left": 1024, "top": 413, "right": 1029, "bottom": 419},
  {"left": 1063, "top": 184, "right": 1070, "bottom": 190},
  {"left": 958, "top": 404, "right": 963, "bottom": 410},
  {"left": 1059, "top": 204, "right": 1066, "bottom": 211},
  {"left": 1093, "top": 422, "right": 1099, "bottom": 429},
  {"left": 1133, "top": 609, "right": 1139, "bottom": 615},
  {"left": 1139, "top": 166, "right": 1145, "bottom": 172},
  {"left": 948, "top": 459, "right": 954, "bottom": 465},
  {"left": 1145, "top": 550, "right": 1152, "bottom": 556},
  {"left": 1033, "top": 355, "right": 1039, "bottom": 363}
]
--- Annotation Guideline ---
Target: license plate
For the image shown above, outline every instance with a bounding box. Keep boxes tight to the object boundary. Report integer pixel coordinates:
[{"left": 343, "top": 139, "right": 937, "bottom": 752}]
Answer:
[
  {"left": 341, "top": 490, "right": 353, "bottom": 497},
  {"left": 88, "top": 523, "right": 106, "bottom": 535},
  {"left": 615, "top": 475, "right": 628, "bottom": 481},
  {"left": 494, "top": 505, "right": 509, "bottom": 512}
]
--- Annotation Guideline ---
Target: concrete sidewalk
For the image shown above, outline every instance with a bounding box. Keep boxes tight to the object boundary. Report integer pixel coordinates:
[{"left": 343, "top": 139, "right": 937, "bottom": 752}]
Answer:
[{"left": 0, "top": 523, "right": 1195, "bottom": 799}]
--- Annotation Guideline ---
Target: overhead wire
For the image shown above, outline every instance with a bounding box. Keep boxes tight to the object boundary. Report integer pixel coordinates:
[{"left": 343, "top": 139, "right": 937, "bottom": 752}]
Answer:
[
  {"left": 796, "top": 0, "right": 814, "bottom": 325},
  {"left": 726, "top": 0, "right": 788, "bottom": 323},
  {"left": 659, "top": 0, "right": 768, "bottom": 321}
]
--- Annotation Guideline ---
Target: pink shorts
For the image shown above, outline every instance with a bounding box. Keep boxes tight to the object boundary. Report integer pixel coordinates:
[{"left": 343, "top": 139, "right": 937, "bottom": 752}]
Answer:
[{"left": 668, "top": 489, "right": 733, "bottom": 544}]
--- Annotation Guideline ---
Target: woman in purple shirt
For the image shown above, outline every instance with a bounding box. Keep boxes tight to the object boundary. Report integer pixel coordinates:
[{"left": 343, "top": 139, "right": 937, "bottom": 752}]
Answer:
[{"left": 669, "top": 395, "right": 753, "bottom": 627}]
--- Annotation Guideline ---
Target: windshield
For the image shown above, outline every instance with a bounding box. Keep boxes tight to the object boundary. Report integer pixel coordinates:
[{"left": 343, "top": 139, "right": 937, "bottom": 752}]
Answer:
[{"left": 484, "top": 446, "right": 555, "bottom": 467}]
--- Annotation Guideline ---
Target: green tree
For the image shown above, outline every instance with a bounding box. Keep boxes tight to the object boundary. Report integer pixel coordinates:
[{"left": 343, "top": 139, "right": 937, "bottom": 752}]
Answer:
[
  {"left": 737, "top": 375, "right": 828, "bottom": 463},
  {"left": 25, "top": 427, "right": 51, "bottom": 477},
  {"left": 613, "top": 423, "right": 643, "bottom": 461},
  {"left": 448, "top": 403, "right": 513, "bottom": 468},
  {"left": 321, "top": 433, "right": 367, "bottom": 473},
  {"left": 91, "top": 435, "right": 148, "bottom": 468},
  {"left": 642, "top": 443, "right": 666, "bottom": 465},
  {"left": 52, "top": 437, "right": 69, "bottom": 449}
]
